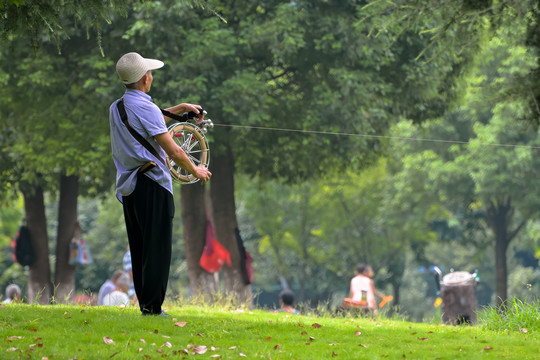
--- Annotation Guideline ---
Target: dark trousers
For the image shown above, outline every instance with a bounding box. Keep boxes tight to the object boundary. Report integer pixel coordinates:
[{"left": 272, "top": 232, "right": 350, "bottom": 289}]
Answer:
[{"left": 122, "top": 174, "right": 174, "bottom": 314}]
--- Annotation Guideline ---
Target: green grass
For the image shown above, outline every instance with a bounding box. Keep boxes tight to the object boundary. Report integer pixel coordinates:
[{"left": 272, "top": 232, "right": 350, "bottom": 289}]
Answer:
[
  {"left": 477, "top": 297, "right": 540, "bottom": 333},
  {"left": 1, "top": 300, "right": 538, "bottom": 359}
]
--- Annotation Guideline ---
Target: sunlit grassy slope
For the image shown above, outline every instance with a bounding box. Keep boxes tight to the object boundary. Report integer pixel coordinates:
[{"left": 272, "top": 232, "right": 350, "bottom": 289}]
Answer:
[{"left": 1, "top": 302, "right": 538, "bottom": 359}]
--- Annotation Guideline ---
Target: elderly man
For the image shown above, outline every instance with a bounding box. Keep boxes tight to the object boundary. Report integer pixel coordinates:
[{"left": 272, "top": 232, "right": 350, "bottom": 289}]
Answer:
[
  {"left": 3, "top": 284, "right": 22, "bottom": 303},
  {"left": 109, "top": 52, "right": 211, "bottom": 316}
]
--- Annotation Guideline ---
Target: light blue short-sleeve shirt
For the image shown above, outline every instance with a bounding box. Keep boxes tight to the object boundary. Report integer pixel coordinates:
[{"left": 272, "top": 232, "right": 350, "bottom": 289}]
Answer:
[{"left": 109, "top": 89, "right": 173, "bottom": 201}]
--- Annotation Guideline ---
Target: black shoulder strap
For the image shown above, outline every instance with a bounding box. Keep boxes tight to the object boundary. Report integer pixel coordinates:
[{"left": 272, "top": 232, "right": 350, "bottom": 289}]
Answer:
[{"left": 116, "top": 100, "right": 166, "bottom": 166}]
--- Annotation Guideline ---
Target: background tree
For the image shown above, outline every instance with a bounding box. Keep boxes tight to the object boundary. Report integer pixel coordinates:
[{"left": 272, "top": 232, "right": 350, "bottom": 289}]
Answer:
[
  {"left": 364, "top": 0, "right": 540, "bottom": 126},
  {"left": 0, "top": 24, "right": 118, "bottom": 302},
  {"left": 117, "top": 0, "right": 466, "bottom": 302},
  {"left": 386, "top": 29, "right": 540, "bottom": 305}
]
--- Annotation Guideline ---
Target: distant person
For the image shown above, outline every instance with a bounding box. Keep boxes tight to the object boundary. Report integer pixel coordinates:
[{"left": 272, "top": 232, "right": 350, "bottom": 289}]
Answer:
[
  {"left": 349, "top": 263, "right": 386, "bottom": 315},
  {"left": 3, "top": 284, "right": 22, "bottom": 304},
  {"left": 98, "top": 270, "right": 127, "bottom": 306},
  {"left": 102, "top": 272, "right": 131, "bottom": 307},
  {"left": 279, "top": 289, "right": 300, "bottom": 315},
  {"left": 123, "top": 249, "right": 136, "bottom": 300}
]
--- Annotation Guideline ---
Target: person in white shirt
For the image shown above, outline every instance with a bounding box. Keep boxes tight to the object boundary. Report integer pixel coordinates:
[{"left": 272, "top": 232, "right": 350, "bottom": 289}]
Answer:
[
  {"left": 98, "top": 270, "right": 127, "bottom": 306},
  {"left": 103, "top": 273, "right": 131, "bottom": 307},
  {"left": 350, "top": 264, "right": 386, "bottom": 315}
]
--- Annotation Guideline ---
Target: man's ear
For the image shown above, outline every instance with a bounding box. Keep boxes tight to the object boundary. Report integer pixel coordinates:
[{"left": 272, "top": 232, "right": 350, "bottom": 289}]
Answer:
[{"left": 140, "top": 73, "right": 148, "bottom": 84}]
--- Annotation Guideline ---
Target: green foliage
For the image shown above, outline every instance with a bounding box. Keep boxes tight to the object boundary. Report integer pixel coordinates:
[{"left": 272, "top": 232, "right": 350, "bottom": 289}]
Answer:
[
  {"left": 0, "top": 0, "right": 132, "bottom": 49},
  {"left": 117, "top": 0, "right": 462, "bottom": 183},
  {"left": 364, "top": 0, "right": 540, "bottom": 125},
  {"left": 0, "top": 195, "right": 23, "bottom": 246}
]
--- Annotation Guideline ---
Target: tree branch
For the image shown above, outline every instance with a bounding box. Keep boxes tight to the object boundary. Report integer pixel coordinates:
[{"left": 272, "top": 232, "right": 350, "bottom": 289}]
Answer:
[
  {"left": 508, "top": 218, "right": 527, "bottom": 244},
  {"left": 531, "top": 90, "right": 540, "bottom": 116}
]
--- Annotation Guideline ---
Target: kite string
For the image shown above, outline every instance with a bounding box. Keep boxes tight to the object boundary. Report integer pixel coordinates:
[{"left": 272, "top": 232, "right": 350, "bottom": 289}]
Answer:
[{"left": 212, "top": 123, "right": 540, "bottom": 150}]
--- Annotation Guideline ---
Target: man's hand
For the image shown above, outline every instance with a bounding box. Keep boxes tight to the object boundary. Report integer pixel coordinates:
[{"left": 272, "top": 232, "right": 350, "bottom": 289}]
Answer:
[
  {"left": 193, "top": 165, "right": 212, "bottom": 185},
  {"left": 163, "top": 103, "right": 205, "bottom": 123},
  {"left": 183, "top": 104, "right": 204, "bottom": 124}
]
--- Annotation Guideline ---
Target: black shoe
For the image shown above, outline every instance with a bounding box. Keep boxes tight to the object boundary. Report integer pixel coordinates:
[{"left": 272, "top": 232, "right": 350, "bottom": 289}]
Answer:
[{"left": 142, "top": 310, "right": 171, "bottom": 317}]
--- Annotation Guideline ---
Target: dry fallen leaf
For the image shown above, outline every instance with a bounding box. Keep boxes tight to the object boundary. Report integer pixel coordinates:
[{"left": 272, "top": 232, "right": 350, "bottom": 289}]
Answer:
[
  {"left": 312, "top": 323, "right": 322, "bottom": 328},
  {"left": 300, "top": 331, "right": 308, "bottom": 335},
  {"left": 210, "top": 355, "right": 222, "bottom": 359},
  {"left": 196, "top": 333, "right": 204, "bottom": 337},
  {"left": 153, "top": 329, "right": 159, "bottom": 334},
  {"left": 8, "top": 336, "right": 23, "bottom": 341},
  {"left": 193, "top": 345, "right": 208, "bottom": 354},
  {"left": 156, "top": 348, "right": 163, "bottom": 353},
  {"left": 29, "top": 328, "right": 37, "bottom": 332},
  {"left": 265, "top": 337, "right": 272, "bottom": 341},
  {"left": 140, "top": 338, "right": 146, "bottom": 343},
  {"left": 139, "top": 348, "right": 143, "bottom": 352},
  {"left": 229, "top": 346, "right": 237, "bottom": 350},
  {"left": 274, "top": 345, "right": 282, "bottom": 350},
  {"left": 103, "top": 337, "right": 114, "bottom": 344},
  {"left": 355, "top": 331, "right": 361, "bottom": 336},
  {"left": 417, "top": 337, "right": 428, "bottom": 341},
  {"left": 359, "top": 344, "right": 367, "bottom": 348},
  {"left": 332, "top": 351, "right": 338, "bottom": 357},
  {"left": 520, "top": 328, "right": 528, "bottom": 333},
  {"left": 309, "top": 336, "right": 315, "bottom": 341},
  {"left": 239, "top": 353, "right": 247, "bottom": 357},
  {"left": 163, "top": 342, "right": 172, "bottom": 348},
  {"left": 484, "top": 346, "right": 493, "bottom": 350},
  {"left": 305, "top": 342, "right": 311, "bottom": 346},
  {"left": 174, "top": 322, "right": 187, "bottom": 327}
]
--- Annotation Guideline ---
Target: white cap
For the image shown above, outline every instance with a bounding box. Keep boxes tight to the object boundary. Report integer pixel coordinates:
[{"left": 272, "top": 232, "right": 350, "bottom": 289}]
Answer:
[{"left": 116, "top": 52, "right": 164, "bottom": 84}]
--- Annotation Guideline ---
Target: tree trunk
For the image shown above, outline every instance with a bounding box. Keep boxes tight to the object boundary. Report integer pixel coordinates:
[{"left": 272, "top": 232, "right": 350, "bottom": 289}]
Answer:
[
  {"left": 209, "top": 144, "right": 252, "bottom": 305},
  {"left": 22, "top": 183, "right": 52, "bottom": 304},
  {"left": 53, "top": 174, "right": 79, "bottom": 304},
  {"left": 486, "top": 200, "right": 511, "bottom": 307},
  {"left": 392, "top": 284, "right": 400, "bottom": 309},
  {"left": 181, "top": 183, "right": 216, "bottom": 299}
]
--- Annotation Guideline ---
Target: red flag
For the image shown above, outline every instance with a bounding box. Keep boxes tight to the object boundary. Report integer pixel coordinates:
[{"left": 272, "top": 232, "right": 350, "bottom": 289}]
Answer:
[{"left": 199, "top": 221, "right": 231, "bottom": 273}]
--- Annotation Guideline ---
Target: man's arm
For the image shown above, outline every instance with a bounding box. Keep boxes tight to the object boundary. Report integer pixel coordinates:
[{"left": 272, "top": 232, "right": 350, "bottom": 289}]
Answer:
[{"left": 154, "top": 132, "right": 212, "bottom": 184}]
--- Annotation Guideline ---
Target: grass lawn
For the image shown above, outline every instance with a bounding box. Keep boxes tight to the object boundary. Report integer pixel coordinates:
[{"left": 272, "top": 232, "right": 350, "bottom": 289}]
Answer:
[{"left": 1, "top": 302, "right": 538, "bottom": 359}]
